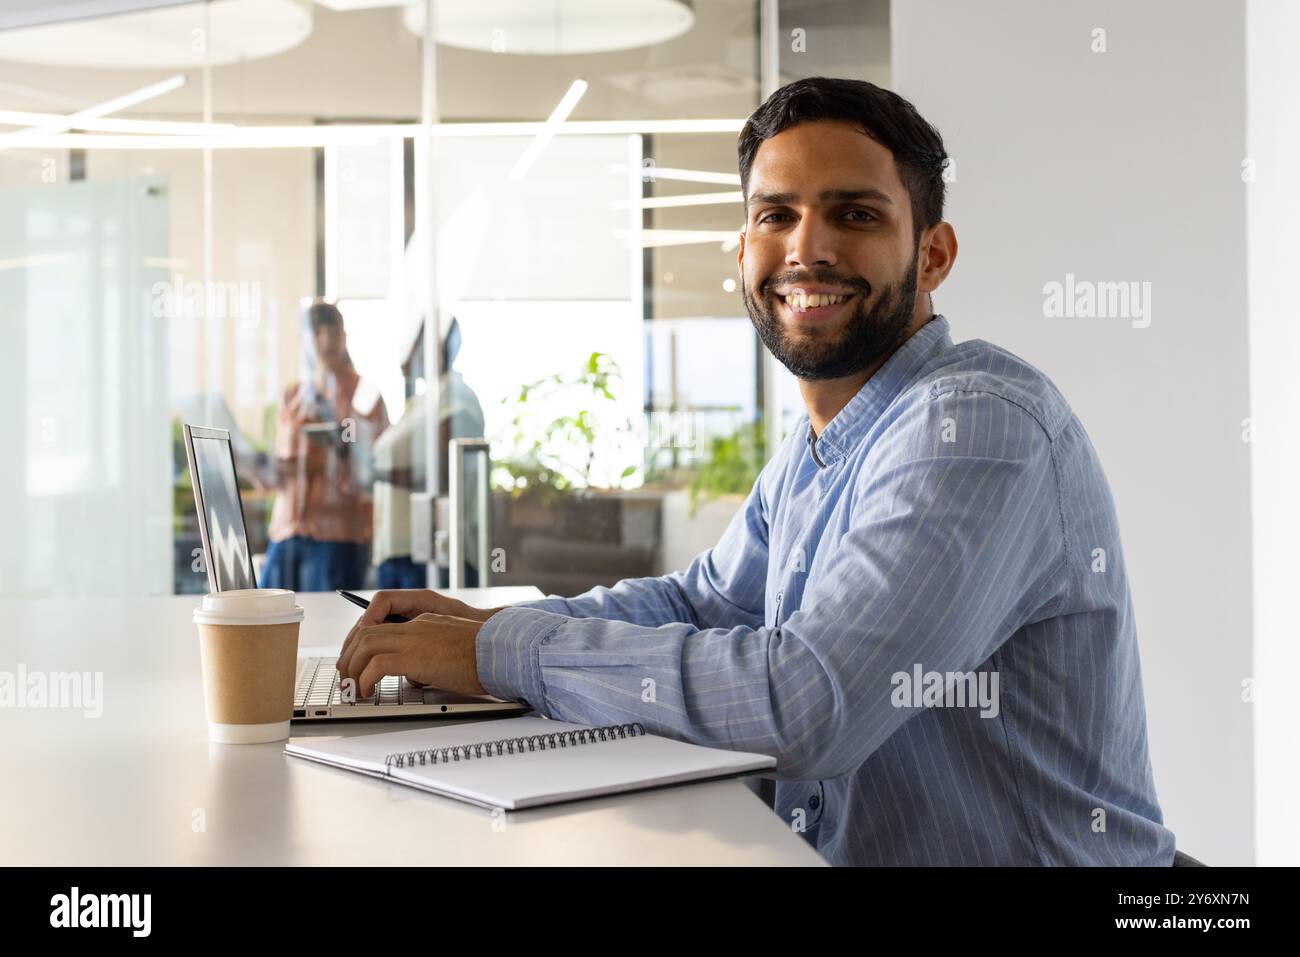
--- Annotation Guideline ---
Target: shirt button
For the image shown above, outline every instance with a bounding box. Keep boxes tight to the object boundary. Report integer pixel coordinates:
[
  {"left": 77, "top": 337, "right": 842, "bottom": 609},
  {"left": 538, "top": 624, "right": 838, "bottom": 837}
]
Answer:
[{"left": 809, "top": 793, "right": 821, "bottom": 810}]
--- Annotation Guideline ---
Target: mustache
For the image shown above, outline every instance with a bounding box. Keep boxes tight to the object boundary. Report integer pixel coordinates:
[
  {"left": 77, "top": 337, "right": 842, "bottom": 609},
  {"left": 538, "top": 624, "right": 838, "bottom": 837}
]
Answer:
[{"left": 759, "top": 272, "right": 873, "bottom": 298}]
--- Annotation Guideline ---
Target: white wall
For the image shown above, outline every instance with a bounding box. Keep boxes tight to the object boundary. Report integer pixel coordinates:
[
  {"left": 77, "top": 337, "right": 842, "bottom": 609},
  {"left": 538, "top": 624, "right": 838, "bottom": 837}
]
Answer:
[
  {"left": 1246, "top": 0, "right": 1300, "bottom": 868},
  {"left": 892, "top": 0, "right": 1255, "bottom": 864}
]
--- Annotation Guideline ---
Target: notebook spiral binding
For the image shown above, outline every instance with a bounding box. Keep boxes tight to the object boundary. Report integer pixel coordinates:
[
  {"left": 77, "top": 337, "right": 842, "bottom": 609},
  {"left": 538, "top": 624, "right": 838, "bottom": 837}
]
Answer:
[{"left": 384, "top": 722, "right": 647, "bottom": 770}]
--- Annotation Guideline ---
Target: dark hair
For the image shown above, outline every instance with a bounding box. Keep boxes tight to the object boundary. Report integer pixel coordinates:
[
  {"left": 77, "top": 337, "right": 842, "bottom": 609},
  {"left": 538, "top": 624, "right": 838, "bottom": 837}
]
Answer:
[
  {"left": 307, "top": 299, "right": 343, "bottom": 332},
  {"left": 738, "top": 77, "right": 948, "bottom": 241}
]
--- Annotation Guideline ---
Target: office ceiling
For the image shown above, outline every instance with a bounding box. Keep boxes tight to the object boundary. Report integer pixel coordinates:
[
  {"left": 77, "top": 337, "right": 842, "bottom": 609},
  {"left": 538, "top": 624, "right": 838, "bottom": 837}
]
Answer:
[{"left": 0, "top": 0, "right": 887, "bottom": 123}]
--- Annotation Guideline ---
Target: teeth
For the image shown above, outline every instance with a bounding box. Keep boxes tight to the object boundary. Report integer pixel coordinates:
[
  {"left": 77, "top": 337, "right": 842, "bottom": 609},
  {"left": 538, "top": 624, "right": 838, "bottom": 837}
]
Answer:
[{"left": 785, "top": 292, "right": 848, "bottom": 310}]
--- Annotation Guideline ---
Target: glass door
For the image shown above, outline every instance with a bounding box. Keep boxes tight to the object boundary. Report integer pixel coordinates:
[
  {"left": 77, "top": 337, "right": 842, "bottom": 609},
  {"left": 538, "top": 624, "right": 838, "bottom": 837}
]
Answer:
[{"left": 0, "top": 176, "right": 171, "bottom": 596}]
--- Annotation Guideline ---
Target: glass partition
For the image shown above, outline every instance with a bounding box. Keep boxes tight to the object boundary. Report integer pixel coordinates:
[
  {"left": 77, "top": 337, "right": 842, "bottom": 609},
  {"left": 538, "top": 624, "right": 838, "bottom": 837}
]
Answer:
[{"left": 0, "top": 0, "right": 889, "bottom": 598}]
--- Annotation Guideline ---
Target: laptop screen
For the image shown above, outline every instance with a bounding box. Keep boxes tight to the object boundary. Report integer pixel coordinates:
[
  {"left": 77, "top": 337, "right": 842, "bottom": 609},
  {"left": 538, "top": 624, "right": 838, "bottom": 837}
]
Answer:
[{"left": 189, "top": 428, "right": 256, "bottom": 592}]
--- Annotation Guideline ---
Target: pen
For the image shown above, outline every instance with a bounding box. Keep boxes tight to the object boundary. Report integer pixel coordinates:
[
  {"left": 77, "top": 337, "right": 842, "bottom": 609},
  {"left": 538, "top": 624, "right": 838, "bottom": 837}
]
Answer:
[{"left": 336, "top": 589, "right": 410, "bottom": 623}]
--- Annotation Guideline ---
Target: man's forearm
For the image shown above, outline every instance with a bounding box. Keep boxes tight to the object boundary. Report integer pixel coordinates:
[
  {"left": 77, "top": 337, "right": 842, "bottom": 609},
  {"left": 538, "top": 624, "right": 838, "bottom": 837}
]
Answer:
[
  {"left": 509, "top": 573, "right": 702, "bottom": 629},
  {"left": 474, "top": 606, "right": 831, "bottom": 777}
]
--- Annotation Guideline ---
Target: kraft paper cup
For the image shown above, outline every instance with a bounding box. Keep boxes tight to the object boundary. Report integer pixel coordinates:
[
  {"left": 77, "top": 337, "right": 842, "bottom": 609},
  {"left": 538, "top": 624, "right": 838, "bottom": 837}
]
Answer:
[{"left": 193, "top": 589, "right": 304, "bottom": 744}]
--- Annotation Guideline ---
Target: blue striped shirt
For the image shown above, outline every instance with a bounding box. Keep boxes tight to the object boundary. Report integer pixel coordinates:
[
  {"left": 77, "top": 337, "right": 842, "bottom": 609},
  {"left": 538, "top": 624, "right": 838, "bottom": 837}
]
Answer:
[{"left": 477, "top": 315, "right": 1174, "bottom": 866}]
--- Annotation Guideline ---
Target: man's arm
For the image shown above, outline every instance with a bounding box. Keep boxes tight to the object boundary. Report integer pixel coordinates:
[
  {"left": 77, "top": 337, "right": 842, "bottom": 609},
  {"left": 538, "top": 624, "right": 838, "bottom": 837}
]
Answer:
[
  {"left": 476, "top": 390, "right": 1065, "bottom": 781},
  {"left": 510, "top": 461, "right": 775, "bottom": 631},
  {"left": 274, "top": 385, "right": 330, "bottom": 479}
]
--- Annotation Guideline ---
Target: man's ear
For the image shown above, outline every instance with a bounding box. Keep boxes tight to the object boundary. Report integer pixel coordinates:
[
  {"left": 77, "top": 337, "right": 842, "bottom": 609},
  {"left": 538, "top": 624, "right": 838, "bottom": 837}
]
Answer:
[
  {"left": 736, "top": 228, "right": 746, "bottom": 277},
  {"left": 917, "top": 222, "right": 957, "bottom": 294}
]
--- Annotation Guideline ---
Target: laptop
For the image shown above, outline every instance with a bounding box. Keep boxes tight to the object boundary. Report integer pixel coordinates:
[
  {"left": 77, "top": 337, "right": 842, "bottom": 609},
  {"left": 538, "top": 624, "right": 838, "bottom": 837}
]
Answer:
[{"left": 182, "top": 423, "right": 526, "bottom": 723}]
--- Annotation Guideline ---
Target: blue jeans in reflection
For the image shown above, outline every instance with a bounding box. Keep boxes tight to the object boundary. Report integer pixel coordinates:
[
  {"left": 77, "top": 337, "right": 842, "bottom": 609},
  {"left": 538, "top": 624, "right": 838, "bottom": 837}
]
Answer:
[
  {"left": 375, "top": 556, "right": 478, "bottom": 590},
  {"left": 261, "top": 535, "right": 370, "bottom": 592},
  {"left": 376, "top": 555, "right": 428, "bottom": 589}
]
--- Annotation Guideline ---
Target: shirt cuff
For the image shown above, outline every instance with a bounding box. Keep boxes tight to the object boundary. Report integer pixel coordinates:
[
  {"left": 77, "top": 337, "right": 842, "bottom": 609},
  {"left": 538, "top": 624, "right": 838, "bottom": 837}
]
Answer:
[
  {"left": 509, "top": 597, "right": 573, "bottom": 616},
  {"left": 475, "top": 606, "right": 568, "bottom": 710}
]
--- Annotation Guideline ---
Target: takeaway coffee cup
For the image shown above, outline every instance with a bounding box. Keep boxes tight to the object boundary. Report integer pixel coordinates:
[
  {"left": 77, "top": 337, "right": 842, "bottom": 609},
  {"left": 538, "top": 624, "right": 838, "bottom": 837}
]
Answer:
[{"left": 192, "top": 589, "right": 304, "bottom": 744}]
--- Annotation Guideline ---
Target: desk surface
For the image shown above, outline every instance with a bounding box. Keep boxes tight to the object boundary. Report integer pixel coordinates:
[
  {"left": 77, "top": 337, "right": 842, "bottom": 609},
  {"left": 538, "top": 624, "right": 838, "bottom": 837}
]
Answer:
[{"left": 0, "top": 588, "right": 824, "bottom": 866}]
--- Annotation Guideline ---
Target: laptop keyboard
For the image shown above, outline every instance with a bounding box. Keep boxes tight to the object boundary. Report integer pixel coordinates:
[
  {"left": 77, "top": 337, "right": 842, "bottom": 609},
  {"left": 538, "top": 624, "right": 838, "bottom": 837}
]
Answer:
[{"left": 294, "top": 657, "right": 426, "bottom": 710}]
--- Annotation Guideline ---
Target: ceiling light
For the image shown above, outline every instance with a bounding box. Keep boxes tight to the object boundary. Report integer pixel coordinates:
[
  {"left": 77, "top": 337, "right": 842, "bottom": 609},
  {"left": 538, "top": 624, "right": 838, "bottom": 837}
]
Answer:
[
  {"left": 10, "top": 117, "right": 744, "bottom": 151},
  {"left": 615, "top": 190, "right": 742, "bottom": 210},
  {"left": 0, "top": 0, "right": 313, "bottom": 68},
  {"left": 640, "top": 229, "right": 740, "bottom": 248},
  {"left": 509, "top": 80, "right": 588, "bottom": 180},
  {"left": 608, "top": 165, "right": 741, "bottom": 186},
  {"left": 0, "top": 110, "right": 235, "bottom": 136},
  {"left": 0, "top": 75, "right": 186, "bottom": 151},
  {"left": 404, "top": 0, "right": 694, "bottom": 55}
]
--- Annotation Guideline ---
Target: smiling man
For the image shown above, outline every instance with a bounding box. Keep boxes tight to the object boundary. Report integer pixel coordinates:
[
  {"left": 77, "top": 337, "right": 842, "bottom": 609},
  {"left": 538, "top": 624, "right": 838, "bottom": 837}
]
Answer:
[{"left": 338, "top": 77, "right": 1174, "bottom": 867}]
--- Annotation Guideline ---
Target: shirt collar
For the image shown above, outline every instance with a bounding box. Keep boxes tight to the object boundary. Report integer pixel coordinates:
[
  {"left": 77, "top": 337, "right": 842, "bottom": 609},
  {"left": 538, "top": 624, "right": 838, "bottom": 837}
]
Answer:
[{"left": 805, "top": 314, "right": 952, "bottom": 468}]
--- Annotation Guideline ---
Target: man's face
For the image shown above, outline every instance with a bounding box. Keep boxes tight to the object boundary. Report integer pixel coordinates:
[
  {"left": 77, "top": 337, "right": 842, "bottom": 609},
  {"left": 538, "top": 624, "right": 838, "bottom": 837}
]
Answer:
[
  {"left": 738, "top": 120, "right": 920, "bottom": 380},
  {"left": 314, "top": 323, "right": 346, "bottom": 368}
]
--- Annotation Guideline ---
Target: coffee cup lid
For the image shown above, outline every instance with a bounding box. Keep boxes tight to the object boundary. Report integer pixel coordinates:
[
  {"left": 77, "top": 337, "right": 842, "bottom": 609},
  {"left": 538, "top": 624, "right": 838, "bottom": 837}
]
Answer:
[{"left": 193, "top": 588, "right": 305, "bottom": 626}]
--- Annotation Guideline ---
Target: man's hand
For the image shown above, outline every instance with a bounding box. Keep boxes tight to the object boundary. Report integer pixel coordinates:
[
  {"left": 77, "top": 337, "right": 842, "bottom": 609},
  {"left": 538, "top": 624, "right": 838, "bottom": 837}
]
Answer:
[
  {"left": 337, "top": 590, "right": 505, "bottom": 694},
  {"left": 340, "top": 613, "right": 488, "bottom": 698}
]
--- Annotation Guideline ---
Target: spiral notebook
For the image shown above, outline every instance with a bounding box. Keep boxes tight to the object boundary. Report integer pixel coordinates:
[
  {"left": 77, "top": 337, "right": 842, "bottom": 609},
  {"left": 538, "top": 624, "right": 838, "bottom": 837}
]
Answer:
[{"left": 285, "top": 716, "right": 777, "bottom": 810}]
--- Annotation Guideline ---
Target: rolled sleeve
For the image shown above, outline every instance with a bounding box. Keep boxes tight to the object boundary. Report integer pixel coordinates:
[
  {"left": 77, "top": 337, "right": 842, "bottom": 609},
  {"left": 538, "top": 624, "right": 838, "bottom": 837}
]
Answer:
[
  {"left": 509, "top": 597, "right": 574, "bottom": 616},
  {"left": 475, "top": 606, "right": 567, "bottom": 709}
]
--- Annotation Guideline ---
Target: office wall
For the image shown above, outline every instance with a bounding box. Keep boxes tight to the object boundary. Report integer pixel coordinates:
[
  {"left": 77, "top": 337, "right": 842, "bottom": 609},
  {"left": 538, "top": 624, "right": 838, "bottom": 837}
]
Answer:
[
  {"left": 1245, "top": 0, "right": 1300, "bottom": 868},
  {"left": 892, "top": 0, "right": 1255, "bottom": 863}
]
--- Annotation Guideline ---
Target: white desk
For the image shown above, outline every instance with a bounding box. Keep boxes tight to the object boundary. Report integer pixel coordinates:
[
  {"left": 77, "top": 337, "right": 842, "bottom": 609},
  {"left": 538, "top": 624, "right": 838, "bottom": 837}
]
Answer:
[{"left": 0, "top": 588, "right": 824, "bottom": 866}]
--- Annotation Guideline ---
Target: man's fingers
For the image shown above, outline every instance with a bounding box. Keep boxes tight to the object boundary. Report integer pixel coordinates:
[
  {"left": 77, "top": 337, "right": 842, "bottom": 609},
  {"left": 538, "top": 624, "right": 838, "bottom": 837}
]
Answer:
[
  {"left": 339, "top": 591, "right": 403, "bottom": 670},
  {"left": 337, "top": 591, "right": 467, "bottom": 675},
  {"left": 357, "top": 653, "right": 404, "bottom": 699},
  {"left": 342, "top": 625, "right": 407, "bottom": 684},
  {"left": 337, "top": 621, "right": 368, "bottom": 677},
  {"left": 340, "top": 615, "right": 368, "bottom": 664},
  {"left": 361, "top": 591, "right": 396, "bottom": 627}
]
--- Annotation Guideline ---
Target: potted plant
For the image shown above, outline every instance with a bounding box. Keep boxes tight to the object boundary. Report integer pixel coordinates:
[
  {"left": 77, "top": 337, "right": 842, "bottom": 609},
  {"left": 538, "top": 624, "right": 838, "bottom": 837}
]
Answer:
[
  {"left": 491, "top": 353, "right": 658, "bottom": 594},
  {"left": 656, "top": 417, "right": 766, "bottom": 574}
]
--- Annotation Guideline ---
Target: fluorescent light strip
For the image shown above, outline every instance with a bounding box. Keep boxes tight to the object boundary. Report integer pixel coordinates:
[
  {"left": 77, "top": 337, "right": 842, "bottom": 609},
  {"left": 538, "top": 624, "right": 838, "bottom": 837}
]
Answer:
[
  {"left": 641, "top": 229, "right": 741, "bottom": 248},
  {"left": 0, "top": 253, "right": 70, "bottom": 270},
  {"left": 4, "top": 118, "right": 747, "bottom": 151},
  {"left": 0, "top": 74, "right": 186, "bottom": 151},
  {"left": 459, "top": 118, "right": 744, "bottom": 137},
  {"left": 0, "top": 110, "right": 235, "bottom": 136},
  {"left": 609, "top": 164, "right": 741, "bottom": 185},
  {"left": 615, "top": 190, "right": 743, "bottom": 210},
  {"left": 8, "top": 126, "right": 410, "bottom": 150},
  {"left": 509, "top": 80, "right": 588, "bottom": 180}
]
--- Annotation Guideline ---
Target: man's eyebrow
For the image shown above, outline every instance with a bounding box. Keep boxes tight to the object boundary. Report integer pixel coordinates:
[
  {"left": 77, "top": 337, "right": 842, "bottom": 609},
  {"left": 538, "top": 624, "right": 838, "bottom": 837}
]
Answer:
[{"left": 747, "top": 187, "right": 895, "bottom": 208}]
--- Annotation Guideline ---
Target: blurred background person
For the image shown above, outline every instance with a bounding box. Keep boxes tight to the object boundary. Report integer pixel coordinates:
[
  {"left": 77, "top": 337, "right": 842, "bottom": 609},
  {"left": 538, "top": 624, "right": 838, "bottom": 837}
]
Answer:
[
  {"left": 262, "top": 299, "right": 389, "bottom": 591},
  {"left": 372, "top": 317, "right": 485, "bottom": 589}
]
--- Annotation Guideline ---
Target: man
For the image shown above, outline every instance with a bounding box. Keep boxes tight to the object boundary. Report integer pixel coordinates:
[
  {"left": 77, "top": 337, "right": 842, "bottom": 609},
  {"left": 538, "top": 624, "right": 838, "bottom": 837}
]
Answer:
[
  {"left": 371, "top": 318, "right": 486, "bottom": 589},
  {"left": 263, "top": 299, "right": 389, "bottom": 592},
  {"left": 337, "top": 77, "right": 1174, "bottom": 866}
]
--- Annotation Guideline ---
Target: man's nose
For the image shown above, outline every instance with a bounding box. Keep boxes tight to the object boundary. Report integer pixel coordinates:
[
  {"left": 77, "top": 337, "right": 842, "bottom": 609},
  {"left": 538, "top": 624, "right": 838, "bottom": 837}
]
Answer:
[{"left": 785, "top": 216, "right": 838, "bottom": 269}]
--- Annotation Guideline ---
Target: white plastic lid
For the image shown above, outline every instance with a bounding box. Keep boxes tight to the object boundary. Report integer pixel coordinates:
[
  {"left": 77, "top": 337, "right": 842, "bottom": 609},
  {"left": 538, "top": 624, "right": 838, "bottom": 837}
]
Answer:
[{"left": 193, "top": 588, "right": 305, "bottom": 626}]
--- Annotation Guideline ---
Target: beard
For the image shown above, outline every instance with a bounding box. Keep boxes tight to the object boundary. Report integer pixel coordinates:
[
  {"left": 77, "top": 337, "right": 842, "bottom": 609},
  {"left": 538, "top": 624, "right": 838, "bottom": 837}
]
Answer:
[{"left": 742, "top": 250, "right": 919, "bottom": 381}]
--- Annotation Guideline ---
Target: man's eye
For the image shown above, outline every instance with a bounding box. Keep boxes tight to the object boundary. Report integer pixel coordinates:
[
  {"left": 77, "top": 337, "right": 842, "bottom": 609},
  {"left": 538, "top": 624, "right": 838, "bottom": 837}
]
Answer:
[
  {"left": 843, "top": 209, "right": 876, "bottom": 222},
  {"left": 758, "top": 212, "right": 791, "bottom": 224}
]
